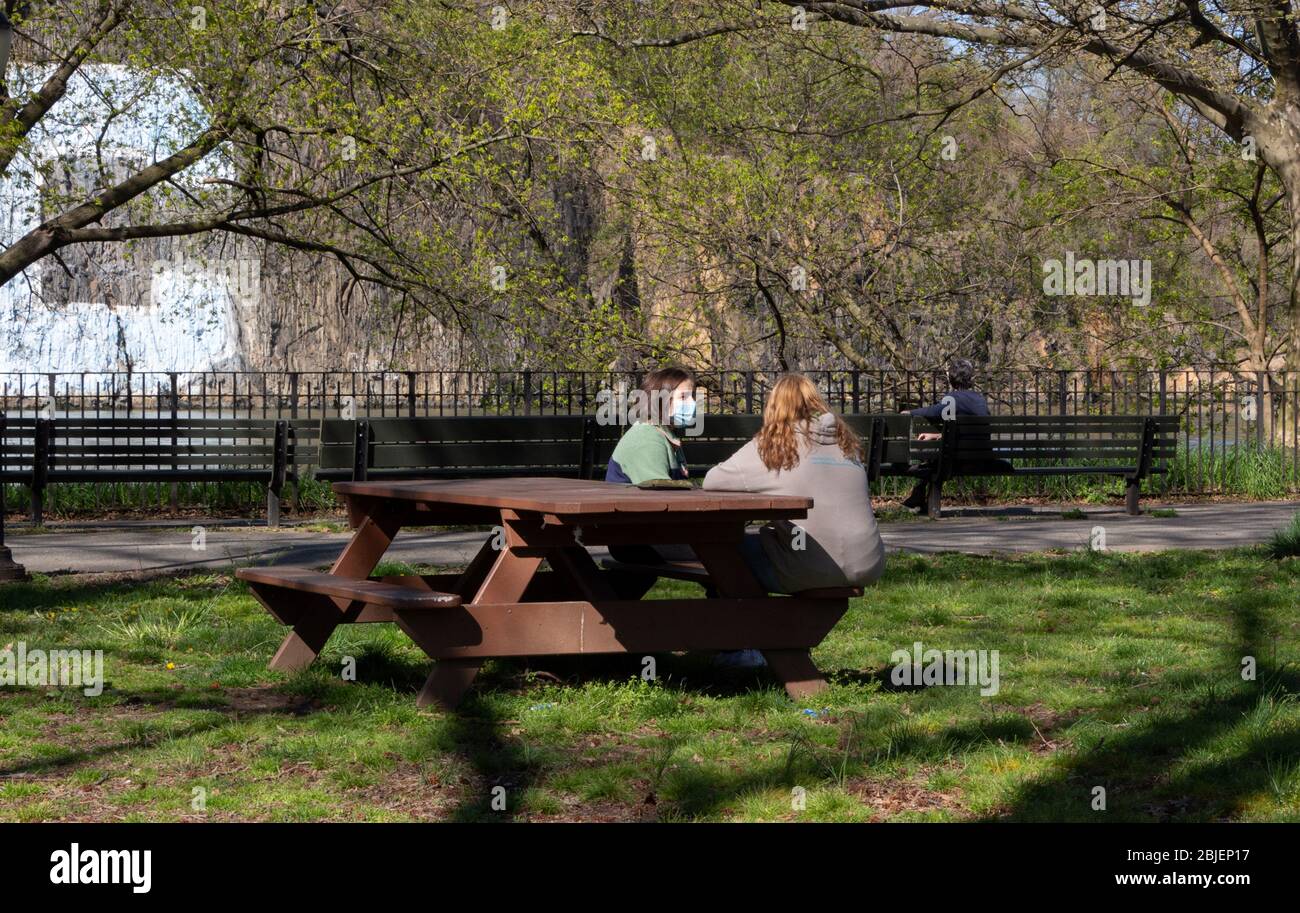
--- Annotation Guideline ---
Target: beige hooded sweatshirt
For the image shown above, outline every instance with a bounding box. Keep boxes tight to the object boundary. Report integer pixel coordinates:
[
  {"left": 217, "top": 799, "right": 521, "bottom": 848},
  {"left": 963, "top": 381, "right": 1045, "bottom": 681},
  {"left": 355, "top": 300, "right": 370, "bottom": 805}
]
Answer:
[{"left": 702, "top": 412, "right": 885, "bottom": 592}]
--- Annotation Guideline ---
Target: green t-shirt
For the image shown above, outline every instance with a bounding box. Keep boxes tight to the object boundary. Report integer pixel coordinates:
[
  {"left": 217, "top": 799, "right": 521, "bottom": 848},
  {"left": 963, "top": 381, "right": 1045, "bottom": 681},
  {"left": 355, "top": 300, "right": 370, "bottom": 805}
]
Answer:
[{"left": 605, "top": 422, "right": 688, "bottom": 484}]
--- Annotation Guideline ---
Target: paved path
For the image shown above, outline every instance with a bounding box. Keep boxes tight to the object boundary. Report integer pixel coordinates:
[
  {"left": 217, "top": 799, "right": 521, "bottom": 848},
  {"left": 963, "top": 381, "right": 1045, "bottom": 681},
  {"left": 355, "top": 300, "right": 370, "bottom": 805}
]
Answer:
[{"left": 6, "top": 500, "right": 1298, "bottom": 576}]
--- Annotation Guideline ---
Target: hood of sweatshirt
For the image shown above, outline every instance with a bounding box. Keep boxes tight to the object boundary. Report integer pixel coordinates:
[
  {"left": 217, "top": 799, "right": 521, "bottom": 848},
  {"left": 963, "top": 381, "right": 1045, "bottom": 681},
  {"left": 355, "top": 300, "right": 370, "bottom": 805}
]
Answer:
[{"left": 803, "top": 411, "right": 839, "bottom": 445}]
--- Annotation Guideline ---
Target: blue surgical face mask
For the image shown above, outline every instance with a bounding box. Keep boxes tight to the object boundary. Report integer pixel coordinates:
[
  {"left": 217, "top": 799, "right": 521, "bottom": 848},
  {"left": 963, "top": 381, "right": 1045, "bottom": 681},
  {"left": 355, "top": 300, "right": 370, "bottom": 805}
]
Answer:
[{"left": 670, "top": 399, "right": 697, "bottom": 428}]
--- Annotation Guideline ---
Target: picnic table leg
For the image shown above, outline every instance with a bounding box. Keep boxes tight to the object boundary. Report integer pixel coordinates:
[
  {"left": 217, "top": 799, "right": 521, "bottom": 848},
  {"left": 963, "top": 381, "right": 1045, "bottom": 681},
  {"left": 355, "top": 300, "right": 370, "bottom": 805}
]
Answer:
[
  {"left": 547, "top": 545, "right": 618, "bottom": 601},
  {"left": 762, "top": 650, "right": 831, "bottom": 699},
  {"left": 270, "top": 607, "right": 342, "bottom": 670},
  {"left": 268, "top": 503, "right": 402, "bottom": 672},
  {"left": 417, "top": 659, "right": 484, "bottom": 709},
  {"left": 410, "top": 540, "right": 543, "bottom": 709},
  {"left": 693, "top": 541, "right": 832, "bottom": 700},
  {"left": 454, "top": 535, "right": 503, "bottom": 599}
]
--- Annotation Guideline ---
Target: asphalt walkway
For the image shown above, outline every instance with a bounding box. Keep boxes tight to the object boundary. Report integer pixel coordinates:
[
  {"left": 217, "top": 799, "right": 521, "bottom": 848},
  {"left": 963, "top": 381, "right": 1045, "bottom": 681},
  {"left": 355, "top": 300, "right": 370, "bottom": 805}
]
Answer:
[{"left": 5, "top": 500, "right": 1297, "bottom": 576}]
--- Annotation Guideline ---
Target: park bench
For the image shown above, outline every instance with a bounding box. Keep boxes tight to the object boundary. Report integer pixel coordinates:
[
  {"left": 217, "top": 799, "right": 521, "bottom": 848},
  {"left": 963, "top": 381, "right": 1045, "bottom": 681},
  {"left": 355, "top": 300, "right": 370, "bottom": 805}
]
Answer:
[
  {"left": 317, "top": 413, "right": 893, "bottom": 483},
  {"left": 316, "top": 415, "right": 601, "bottom": 481},
  {"left": 0, "top": 413, "right": 39, "bottom": 488},
  {"left": 908, "top": 414, "right": 1179, "bottom": 517},
  {"left": 8, "top": 416, "right": 295, "bottom": 526}
]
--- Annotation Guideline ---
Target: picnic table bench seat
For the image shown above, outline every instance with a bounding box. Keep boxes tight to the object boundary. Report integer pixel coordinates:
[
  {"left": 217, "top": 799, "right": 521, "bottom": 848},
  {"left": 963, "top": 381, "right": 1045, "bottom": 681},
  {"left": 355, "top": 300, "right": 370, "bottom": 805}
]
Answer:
[
  {"left": 238, "top": 566, "right": 461, "bottom": 609},
  {"left": 601, "top": 558, "right": 864, "bottom": 600}
]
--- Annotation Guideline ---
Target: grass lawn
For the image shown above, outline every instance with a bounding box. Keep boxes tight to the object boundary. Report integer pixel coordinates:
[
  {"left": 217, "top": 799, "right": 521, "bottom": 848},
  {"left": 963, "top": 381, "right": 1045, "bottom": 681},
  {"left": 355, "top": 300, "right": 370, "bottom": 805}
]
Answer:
[{"left": 1, "top": 548, "right": 1299, "bottom": 822}]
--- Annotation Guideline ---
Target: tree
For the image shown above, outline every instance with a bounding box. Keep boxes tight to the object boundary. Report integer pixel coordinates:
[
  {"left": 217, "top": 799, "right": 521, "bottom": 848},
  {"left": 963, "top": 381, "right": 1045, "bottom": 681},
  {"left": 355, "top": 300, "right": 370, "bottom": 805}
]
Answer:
[
  {"left": 0, "top": 1, "right": 626, "bottom": 370},
  {"left": 587, "top": 1, "right": 1300, "bottom": 361}
]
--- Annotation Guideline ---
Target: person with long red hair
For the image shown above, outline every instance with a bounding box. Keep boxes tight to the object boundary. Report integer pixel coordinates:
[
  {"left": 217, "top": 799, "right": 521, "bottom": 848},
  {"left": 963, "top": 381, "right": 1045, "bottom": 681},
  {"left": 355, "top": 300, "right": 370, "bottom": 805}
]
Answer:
[{"left": 704, "top": 373, "right": 885, "bottom": 597}]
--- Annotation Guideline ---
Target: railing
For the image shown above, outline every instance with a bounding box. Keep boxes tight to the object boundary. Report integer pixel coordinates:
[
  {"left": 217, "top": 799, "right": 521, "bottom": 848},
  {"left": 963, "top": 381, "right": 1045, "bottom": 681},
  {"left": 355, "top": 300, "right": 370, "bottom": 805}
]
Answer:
[
  {"left": 0, "top": 366, "right": 1283, "bottom": 417},
  {"left": 2, "top": 367, "right": 1298, "bottom": 494}
]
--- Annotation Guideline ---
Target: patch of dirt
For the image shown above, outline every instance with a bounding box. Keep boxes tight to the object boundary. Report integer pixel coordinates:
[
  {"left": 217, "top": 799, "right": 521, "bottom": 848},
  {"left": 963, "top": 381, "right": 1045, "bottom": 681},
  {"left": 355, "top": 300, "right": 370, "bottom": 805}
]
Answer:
[
  {"left": 993, "top": 701, "right": 1082, "bottom": 753},
  {"left": 844, "top": 769, "right": 966, "bottom": 820}
]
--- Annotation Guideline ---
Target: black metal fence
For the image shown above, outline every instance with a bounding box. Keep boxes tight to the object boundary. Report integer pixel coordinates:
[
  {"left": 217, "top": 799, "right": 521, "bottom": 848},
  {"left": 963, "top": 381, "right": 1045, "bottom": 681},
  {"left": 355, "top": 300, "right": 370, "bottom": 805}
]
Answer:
[{"left": 2, "top": 367, "right": 1297, "bottom": 493}]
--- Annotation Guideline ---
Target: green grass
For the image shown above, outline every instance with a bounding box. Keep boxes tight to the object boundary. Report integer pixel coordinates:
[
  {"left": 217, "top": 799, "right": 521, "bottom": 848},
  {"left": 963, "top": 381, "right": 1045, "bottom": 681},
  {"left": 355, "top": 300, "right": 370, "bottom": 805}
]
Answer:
[
  {"left": 2, "top": 476, "right": 340, "bottom": 519},
  {"left": 1267, "top": 513, "right": 1300, "bottom": 559},
  {"left": 2, "top": 549, "right": 1299, "bottom": 822}
]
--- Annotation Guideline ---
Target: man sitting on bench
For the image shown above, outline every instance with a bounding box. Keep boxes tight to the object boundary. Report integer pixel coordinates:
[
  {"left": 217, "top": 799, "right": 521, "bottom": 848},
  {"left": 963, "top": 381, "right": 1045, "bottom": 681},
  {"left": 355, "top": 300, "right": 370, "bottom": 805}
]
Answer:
[{"left": 900, "top": 358, "right": 991, "bottom": 515}]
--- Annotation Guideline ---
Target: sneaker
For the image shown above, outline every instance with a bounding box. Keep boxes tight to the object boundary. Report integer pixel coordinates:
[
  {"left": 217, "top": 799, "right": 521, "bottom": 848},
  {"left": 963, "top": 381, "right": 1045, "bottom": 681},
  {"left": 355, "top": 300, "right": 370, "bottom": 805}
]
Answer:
[
  {"left": 901, "top": 487, "right": 928, "bottom": 510},
  {"left": 713, "top": 649, "right": 768, "bottom": 669}
]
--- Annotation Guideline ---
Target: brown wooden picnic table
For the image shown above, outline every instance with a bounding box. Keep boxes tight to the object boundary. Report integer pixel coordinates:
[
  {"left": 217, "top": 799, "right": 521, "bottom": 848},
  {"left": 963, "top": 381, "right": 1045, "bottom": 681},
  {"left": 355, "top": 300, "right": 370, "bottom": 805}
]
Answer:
[{"left": 236, "top": 478, "right": 859, "bottom": 708}]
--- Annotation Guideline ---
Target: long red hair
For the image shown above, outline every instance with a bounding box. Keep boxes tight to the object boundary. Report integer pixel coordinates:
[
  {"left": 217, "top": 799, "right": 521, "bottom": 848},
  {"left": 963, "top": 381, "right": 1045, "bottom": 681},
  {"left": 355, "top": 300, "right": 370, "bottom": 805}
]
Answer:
[{"left": 755, "top": 374, "right": 862, "bottom": 471}]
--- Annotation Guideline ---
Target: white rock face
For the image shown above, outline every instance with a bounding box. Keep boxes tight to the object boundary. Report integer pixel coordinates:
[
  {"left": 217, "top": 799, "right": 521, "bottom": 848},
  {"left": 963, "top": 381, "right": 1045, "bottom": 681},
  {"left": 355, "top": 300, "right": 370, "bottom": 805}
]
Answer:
[{"left": 0, "top": 64, "right": 245, "bottom": 373}]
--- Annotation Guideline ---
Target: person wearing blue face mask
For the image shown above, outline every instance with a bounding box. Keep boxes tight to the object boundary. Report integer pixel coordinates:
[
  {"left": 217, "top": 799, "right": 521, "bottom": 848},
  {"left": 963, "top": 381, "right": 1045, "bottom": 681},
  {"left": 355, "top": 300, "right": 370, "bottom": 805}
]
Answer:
[
  {"left": 670, "top": 396, "right": 697, "bottom": 430},
  {"left": 605, "top": 366, "right": 697, "bottom": 566},
  {"left": 604, "top": 366, "right": 697, "bottom": 485}
]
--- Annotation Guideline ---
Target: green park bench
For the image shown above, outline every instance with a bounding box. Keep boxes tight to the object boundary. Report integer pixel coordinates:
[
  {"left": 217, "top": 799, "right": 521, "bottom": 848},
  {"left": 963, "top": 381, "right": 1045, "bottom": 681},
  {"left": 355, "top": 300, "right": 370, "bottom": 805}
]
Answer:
[
  {"left": 5, "top": 415, "right": 296, "bottom": 526},
  {"left": 316, "top": 414, "right": 901, "bottom": 484},
  {"left": 316, "top": 415, "right": 602, "bottom": 481},
  {"left": 1, "top": 411, "right": 1175, "bottom": 527},
  {"left": 907, "top": 414, "right": 1180, "bottom": 517}
]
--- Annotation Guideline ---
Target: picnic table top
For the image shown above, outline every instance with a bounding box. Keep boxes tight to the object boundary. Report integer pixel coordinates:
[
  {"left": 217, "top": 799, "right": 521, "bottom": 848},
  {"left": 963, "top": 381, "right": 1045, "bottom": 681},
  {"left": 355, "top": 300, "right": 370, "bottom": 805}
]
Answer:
[{"left": 332, "top": 477, "right": 811, "bottom": 516}]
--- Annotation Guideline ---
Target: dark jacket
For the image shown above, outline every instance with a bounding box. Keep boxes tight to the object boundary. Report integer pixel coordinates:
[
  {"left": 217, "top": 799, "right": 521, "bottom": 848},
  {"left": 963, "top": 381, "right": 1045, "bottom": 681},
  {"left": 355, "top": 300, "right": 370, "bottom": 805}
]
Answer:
[
  {"left": 910, "top": 389, "right": 989, "bottom": 420},
  {"left": 912, "top": 390, "right": 1002, "bottom": 469}
]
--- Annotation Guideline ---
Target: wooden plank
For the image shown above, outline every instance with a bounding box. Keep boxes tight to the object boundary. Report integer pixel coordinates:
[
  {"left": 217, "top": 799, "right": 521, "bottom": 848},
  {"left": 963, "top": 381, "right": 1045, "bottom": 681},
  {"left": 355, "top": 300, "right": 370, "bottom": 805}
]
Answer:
[
  {"left": 331, "top": 477, "right": 811, "bottom": 517},
  {"left": 602, "top": 559, "right": 713, "bottom": 585},
  {"left": 392, "top": 597, "right": 848, "bottom": 658},
  {"left": 51, "top": 417, "right": 285, "bottom": 429},
  {"left": 47, "top": 470, "right": 278, "bottom": 482},
  {"left": 367, "top": 415, "right": 589, "bottom": 442},
  {"left": 368, "top": 441, "right": 581, "bottom": 469},
  {"left": 236, "top": 567, "right": 460, "bottom": 608}
]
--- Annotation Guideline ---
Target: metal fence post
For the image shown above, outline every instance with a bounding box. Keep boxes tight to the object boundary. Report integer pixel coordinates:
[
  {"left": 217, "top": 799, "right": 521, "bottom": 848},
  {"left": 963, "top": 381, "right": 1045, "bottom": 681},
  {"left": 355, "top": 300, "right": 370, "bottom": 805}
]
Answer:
[
  {"left": 0, "top": 413, "right": 30, "bottom": 581},
  {"left": 168, "top": 372, "right": 179, "bottom": 511},
  {"left": 1258, "top": 370, "right": 1266, "bottom": 447},
  {"left": 31, "top": 417, "right": 49, "bottom": 525}
]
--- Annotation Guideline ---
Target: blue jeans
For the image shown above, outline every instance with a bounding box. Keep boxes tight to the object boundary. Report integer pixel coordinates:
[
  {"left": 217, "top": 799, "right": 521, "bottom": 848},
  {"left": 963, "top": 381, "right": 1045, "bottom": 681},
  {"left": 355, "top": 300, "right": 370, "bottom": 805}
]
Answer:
[{"left": 740, "top": 530, "right": 784, "bottom": 594}]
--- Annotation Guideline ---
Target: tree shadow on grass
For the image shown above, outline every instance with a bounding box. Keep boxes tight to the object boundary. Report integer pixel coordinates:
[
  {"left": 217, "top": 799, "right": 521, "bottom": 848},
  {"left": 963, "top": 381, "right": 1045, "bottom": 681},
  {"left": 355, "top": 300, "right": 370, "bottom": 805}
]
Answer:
[
  {"left": 0, "top": 687, "right": 311, "bottom": 780},
  {"left": 980, "top": 597, "right": 1300, "bottom": 821}
]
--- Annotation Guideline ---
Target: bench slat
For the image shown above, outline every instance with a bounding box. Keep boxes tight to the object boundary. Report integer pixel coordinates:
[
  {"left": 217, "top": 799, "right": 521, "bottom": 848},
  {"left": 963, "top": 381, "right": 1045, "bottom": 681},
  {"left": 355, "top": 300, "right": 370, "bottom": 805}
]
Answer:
[
  {"left": 601, "top": 559, "right": 863, "bottom": 598},
  {"left": 237, "top": 568, "right": 461, "bottom": 608}
]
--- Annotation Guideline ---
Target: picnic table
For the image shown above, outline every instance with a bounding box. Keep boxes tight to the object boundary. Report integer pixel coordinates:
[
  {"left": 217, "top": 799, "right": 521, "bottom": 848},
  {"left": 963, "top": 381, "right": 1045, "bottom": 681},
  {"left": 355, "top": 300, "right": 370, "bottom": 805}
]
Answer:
[{"left": 236, "top": 478, "right": 859, "bottom": 708}]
